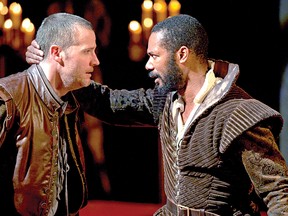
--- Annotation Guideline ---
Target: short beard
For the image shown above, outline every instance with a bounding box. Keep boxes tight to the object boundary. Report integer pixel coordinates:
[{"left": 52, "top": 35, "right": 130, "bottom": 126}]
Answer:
[
  {"left": 152, "top": 54, "right": 183, "bottom": 123},
  {"left": 156, "top": 54, "right": 183, "bottom": 96}
]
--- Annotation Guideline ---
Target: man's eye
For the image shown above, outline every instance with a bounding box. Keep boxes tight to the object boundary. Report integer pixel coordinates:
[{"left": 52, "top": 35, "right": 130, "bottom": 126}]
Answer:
[
  {"left": 152, "top": 55, "right": 157, "bottom": 59},
  {"left": 85, "top": 50, "right": 93, "bottom": 54}
]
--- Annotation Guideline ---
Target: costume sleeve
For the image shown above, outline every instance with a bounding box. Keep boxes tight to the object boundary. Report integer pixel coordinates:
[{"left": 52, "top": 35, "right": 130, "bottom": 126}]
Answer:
[
  {"left": 0, "top": 100, "right": 7, "bottom": 147},
  {"left": 73, "top": 81, "right": 160, "bottom": 127},
  {"left": 241, "top": 125, "right": 288, "bottom": 215}
]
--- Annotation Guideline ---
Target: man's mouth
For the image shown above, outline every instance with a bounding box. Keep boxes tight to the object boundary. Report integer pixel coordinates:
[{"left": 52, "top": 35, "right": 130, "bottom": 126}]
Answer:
[
  {"left": 148, "top": 71, "right": 161, "bottom": 85},
  {"left": 154, "top": 77, "right": 160, "bottom": 84}
]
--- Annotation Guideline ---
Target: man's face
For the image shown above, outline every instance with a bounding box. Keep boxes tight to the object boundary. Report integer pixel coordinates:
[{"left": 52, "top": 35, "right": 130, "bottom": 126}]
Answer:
[
  {"left": 59, "top": 27, "right": 100, "bottom": 91},
  {"left": 146, "top": 32, "right": 183, "bottom": 95}
]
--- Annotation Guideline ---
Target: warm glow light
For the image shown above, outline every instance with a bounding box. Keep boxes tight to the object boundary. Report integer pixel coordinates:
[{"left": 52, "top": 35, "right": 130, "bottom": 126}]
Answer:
[
  {"left": 153, "top": 2, "right": 162, "bottom": 12},
  {"left": 20, "top": 18, "right": 35, "bottom": 46},
  {"left": 1, "top": 0, "right": 7, "bottom": 6},
  {"left": 153, "top": 0, "right": 167, "bottom": 23},
  {"left": 26, "top": 22, "right": 34, "bottom": 33},
  {"left": 143, "top": 17, "right": 153, "bottom": 28},
  {"left": 143, "top": 0, "right": 153, "bottom": 10},
  {"left": 21, "top": 18, "right": 31, "bottom": 30},
  {"left": 168, "top": 0, "right": 181, "bottom": 17},
  {"left": 141, "top": 0, "right": 153, "bottom": 24},
  {"left": 128, "top": 44, "right": 145, "bottom": 62},
  {"left": 3, "top": 18, "right": 12, "bottom": 44},
  {"left": 9, "top": 2, "right": 22, "bottom": 29},
  {"left": 128, "top": 0, "right": 181, "bottom": 61},
  {"left": 128, "top": 20, "right": 142, "bottom": 43},
  {"left": 4, "top": 18, "right": 12, "bottom": 29},
  {"left": 129, "top": 20, "right": 142, "bottom": 33},
  {"left": 9, "top": 2, "right": 21, "bottom": 14},
  {"left": 1, "top": 1, "right": 34, "bottom": 57},
  {"left": 0, "top": 5, "right": 8, "bottom": 15},
  {"left": 0, "top": 2, "right": 5, "bottom": 27},
  {"left": 141, "top": 0, "right": 153, "bottom": 40}
]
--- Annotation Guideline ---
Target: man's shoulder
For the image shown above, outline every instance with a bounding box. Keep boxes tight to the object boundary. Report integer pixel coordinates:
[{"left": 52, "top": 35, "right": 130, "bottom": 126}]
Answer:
[
  {"left": 217, "top": 98, "right": 282, "bottom": 153},
  {"left": 0, "top": 69, "right": 31, "bottom": 102},
  {"left": 0, "top": 70, "right": 29, "bottom": 87},
  {"left": 218, "top": 98, "right": 280, "bottom": 120}
]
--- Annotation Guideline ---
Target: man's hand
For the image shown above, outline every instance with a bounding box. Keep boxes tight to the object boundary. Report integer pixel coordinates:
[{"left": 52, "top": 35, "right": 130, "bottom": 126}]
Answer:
[{"left": 25, "top": 40, "right": 44, "bottom": 64}]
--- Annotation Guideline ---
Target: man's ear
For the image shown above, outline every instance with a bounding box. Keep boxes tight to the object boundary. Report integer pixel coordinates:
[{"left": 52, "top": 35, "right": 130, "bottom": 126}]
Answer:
[
  {"left": 177, "top": 46, "right": 189, "bottom": 63},
  {"left": 50, "top": 45, "right": 63, "bottom": 63}
]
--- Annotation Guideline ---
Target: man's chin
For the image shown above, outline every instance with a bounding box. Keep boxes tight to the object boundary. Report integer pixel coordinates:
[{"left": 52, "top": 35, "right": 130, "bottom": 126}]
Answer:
[
  {"left": 156, "top": 85, "right": 175, "bottom": 96},
  {"left": 76, "top": 81, "right": 91, "bottom": 90}
]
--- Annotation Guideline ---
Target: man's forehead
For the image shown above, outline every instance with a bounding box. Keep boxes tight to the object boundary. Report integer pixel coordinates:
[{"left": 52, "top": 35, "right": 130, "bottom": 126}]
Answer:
[{"left": 147, "top": 32, "right": 164, "bottom": 51}]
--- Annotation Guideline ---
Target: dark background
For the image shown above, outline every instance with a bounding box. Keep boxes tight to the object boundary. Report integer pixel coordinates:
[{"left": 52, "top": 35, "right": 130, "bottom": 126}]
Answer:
[{"left": 3, "top": 0, "right": 288, "bottom": 204}]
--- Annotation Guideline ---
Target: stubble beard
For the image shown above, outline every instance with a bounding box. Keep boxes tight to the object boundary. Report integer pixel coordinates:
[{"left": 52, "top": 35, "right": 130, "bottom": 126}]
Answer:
[{"left": 156, "top": 55, "right": 183, "bottom": 96}]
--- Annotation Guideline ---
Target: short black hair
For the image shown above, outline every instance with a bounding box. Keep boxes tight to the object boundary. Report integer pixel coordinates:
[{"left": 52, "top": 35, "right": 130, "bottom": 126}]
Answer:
[{"left": 151, "top": 14, "right": 208, "bottom": 60}]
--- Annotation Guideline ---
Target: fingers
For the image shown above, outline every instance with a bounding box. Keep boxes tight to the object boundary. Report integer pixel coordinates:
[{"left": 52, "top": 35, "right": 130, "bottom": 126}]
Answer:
[
  {"left": 31, "top": 39, "right": 40, "bottom": 49},
  {"left": 25, "top": 48, "right": 42, "bottom": 64},
  {"left": 25, "top": 40, "right": 44, "bottom": 64}
]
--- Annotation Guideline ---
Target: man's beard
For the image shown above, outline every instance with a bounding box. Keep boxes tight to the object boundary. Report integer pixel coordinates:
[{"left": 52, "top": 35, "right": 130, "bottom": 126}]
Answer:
[
  {"left": 151, "top": 55, "right": 183, "bottom": 123},
  {"left": 156, "top": 55, "right": 183, "bottom": 95}
]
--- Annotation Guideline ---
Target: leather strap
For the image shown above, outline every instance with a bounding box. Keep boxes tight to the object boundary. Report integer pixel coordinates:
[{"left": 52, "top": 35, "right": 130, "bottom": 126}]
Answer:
[{"left": 166, "top": 199, "right": 220, "bottom": 216}]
